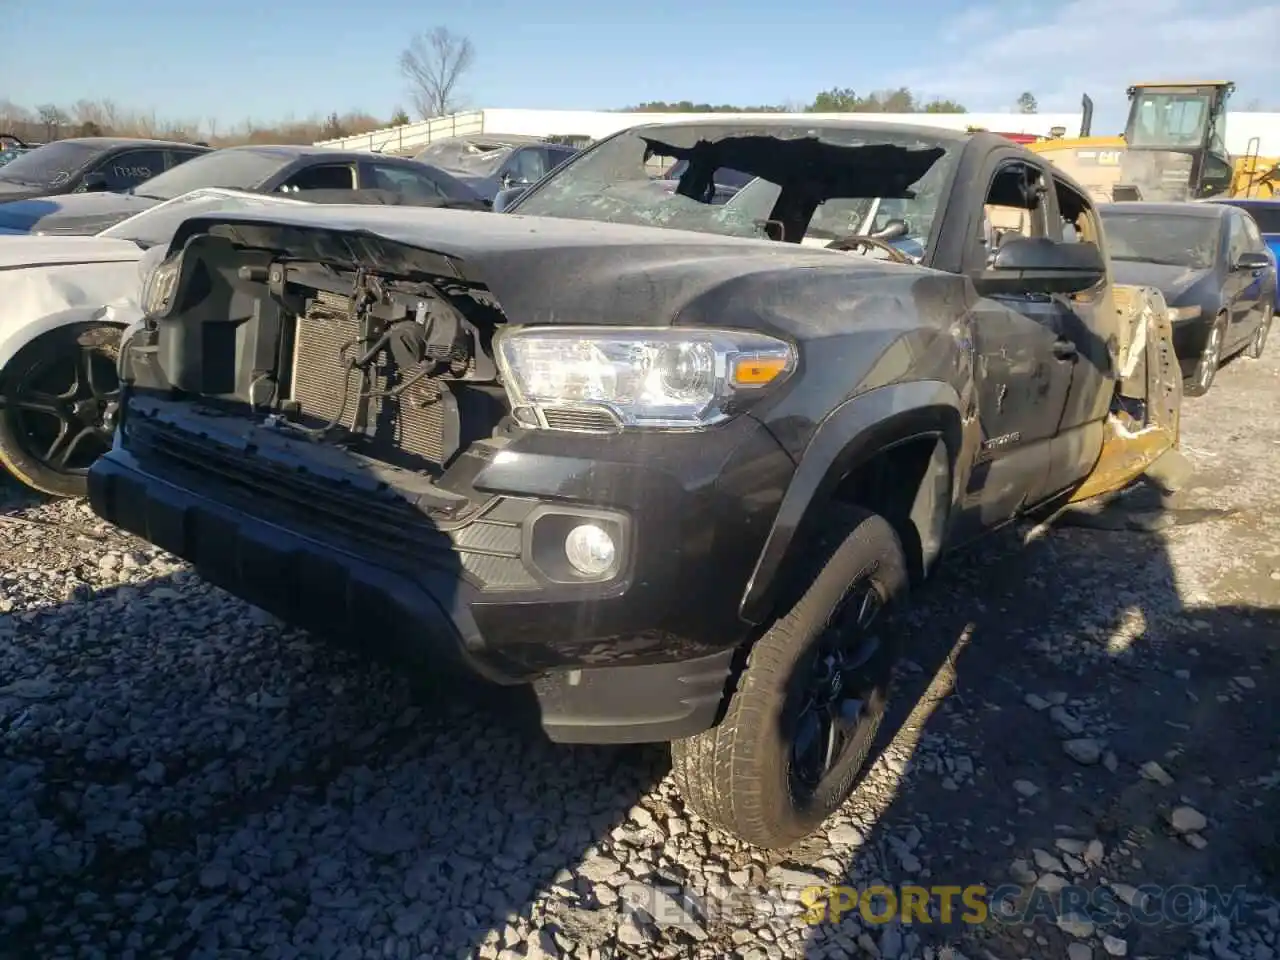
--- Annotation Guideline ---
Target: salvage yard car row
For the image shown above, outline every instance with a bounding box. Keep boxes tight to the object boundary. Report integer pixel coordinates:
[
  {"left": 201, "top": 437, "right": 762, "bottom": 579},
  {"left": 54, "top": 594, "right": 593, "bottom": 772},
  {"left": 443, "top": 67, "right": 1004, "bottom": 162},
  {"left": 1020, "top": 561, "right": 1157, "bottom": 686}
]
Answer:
[
  {"left": 0, "top": 117, "right": 1277, "bottom": 850},
  {"left": 0, "top": 138, "right": 501, "bottom": 497}
]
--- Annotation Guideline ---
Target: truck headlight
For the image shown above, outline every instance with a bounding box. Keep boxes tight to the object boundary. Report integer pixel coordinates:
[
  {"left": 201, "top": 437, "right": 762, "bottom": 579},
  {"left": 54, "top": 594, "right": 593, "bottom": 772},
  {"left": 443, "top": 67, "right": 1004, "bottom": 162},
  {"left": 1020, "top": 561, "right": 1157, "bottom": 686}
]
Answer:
[
  {"left": 1167, "top": 305, "right": 1201, "bottom": 323},
  {"left": 493, "top": 326, "right": 796, "bottom": 430},
  {"left": 139, "top": 251, "right": 183, "bottom": 318}
]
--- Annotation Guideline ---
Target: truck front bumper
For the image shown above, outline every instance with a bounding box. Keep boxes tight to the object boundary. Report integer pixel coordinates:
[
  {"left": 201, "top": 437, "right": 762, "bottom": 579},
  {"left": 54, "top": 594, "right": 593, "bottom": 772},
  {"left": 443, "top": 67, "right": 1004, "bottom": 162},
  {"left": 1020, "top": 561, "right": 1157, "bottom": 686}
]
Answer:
[{"left": 87, "top": 399, "right": 794, "bottom": 744}]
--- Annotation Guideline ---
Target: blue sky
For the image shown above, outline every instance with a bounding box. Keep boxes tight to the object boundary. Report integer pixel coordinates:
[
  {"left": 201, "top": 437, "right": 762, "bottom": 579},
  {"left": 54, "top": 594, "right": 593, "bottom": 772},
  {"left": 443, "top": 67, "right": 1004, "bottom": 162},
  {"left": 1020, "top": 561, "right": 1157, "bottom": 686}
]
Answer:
[{"left": 3, "top": 0, "right": 1276, "bottom": 133}]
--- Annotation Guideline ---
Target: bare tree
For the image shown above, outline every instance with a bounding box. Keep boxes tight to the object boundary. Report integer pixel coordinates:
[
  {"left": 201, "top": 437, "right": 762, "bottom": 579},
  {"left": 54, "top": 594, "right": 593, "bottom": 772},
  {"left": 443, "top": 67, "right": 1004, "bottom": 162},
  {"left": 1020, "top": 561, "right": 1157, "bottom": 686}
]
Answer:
[
  {"left": 36, "top": 104, "right": 70, "bottom": 139},
  {"left": 399, "top": 27, "right": 475, "bottom": 120}
]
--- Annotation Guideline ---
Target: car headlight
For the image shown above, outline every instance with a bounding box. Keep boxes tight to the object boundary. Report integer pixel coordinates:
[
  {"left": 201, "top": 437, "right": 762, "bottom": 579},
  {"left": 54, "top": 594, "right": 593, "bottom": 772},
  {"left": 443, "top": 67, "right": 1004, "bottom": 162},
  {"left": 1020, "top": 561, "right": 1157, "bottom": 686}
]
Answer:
[
  {"left": 139, "top": 250, "right": 183, "bottom": 318},
  {"left": 493, "top": 326, "right": 797, "bottom": 431},
  {"left": 1167, "top": 305, "right": 1201, "bottom": 323}
]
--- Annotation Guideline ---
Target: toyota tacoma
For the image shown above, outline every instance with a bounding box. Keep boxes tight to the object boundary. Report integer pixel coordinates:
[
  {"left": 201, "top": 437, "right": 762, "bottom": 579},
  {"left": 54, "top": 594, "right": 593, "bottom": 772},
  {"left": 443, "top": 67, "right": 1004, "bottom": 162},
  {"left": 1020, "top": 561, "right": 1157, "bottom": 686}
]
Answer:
[{"left": 87, "top": 120, "right": 1182, "bottom": 848}]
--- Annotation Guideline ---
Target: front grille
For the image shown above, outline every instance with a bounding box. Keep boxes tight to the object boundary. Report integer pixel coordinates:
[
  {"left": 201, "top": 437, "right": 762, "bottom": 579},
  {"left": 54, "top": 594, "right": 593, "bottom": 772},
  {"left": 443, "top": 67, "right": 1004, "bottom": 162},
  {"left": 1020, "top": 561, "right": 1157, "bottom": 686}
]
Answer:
[{"left": 291, "top": 292, "right": 468, "bottom": 469}]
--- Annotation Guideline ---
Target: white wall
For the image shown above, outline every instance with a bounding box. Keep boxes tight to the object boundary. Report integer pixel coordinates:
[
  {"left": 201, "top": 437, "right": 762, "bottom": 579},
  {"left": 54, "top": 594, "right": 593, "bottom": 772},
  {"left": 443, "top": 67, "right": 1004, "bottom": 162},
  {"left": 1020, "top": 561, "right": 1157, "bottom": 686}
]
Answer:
[
  {"left": 1226, "top": 113, "right": 1280, "bottom": 156},
  {"left": 314, "top": 108, "right": 1085, "bottom": 153},
  {"left": 473, "top": 108, "right": 1085, "bottom": 141}
]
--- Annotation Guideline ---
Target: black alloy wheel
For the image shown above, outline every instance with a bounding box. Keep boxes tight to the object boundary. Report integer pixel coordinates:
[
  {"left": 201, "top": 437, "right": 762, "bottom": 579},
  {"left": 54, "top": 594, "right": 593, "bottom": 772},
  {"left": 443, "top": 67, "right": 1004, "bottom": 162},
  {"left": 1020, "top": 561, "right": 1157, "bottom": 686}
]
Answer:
[
  {"left": 0, "top": 323, "right": 122, "bottom": 498},
  {"left": 789, "top": 581, "right": 890, "bottom": 794}
]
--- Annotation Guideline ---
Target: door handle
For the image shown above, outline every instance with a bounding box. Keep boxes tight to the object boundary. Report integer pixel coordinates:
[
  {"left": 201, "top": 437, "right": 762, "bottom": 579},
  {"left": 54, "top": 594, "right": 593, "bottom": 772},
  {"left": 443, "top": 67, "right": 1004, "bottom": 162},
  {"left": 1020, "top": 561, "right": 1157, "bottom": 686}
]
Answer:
[{"left": 1052, "top": 339, "right": 1078, "bottom": 361}]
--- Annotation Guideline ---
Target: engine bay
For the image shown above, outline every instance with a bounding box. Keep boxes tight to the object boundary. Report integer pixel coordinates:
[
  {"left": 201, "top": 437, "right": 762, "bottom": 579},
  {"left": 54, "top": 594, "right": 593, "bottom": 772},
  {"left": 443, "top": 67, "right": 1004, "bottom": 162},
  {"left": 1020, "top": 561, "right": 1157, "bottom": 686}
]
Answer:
[{"left": 125, "top": 232, "right": 511, "bottom": 475}]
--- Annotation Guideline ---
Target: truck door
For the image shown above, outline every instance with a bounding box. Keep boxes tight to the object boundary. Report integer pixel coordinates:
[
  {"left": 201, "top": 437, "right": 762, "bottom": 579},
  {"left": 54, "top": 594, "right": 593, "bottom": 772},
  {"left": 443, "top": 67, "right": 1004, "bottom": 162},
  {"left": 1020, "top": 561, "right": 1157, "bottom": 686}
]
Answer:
[
  {"left": 960, "top": 156, "right": 1075, "bottom": 525},
  {"left": 1041, "top": 174, "right": 1115, "bottom": 495}
]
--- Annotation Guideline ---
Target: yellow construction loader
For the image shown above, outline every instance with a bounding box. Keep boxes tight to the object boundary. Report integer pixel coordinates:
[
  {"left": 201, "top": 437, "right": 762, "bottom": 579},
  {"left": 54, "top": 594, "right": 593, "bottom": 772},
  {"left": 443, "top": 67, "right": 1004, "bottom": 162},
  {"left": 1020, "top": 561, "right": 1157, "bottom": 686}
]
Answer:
[{"left": 1029, "top": 81, "right": 1277, "bottom": 205}]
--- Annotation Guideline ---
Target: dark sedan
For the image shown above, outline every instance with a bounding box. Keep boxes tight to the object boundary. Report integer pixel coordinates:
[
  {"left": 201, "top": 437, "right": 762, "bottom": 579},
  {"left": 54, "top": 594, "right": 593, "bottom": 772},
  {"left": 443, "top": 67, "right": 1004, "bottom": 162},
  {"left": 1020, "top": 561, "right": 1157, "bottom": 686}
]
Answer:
[
  {"left": 0, "top": 144, "right": 487, "bottom": 236},
  {"left": 1204, "top": 197, "right": 1280, "bottom": 309},
  {"left": 1100, "top": 201, "right": 1276, "bottom": 395},
  {"left": 0, "top": 137, "right": 211, "bottom": 202}
]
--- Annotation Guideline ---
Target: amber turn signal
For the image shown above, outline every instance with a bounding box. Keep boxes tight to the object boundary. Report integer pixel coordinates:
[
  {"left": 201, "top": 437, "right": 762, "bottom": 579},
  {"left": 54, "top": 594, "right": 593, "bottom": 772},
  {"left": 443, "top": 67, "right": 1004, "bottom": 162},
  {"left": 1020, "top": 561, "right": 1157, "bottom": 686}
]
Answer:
[{"left": 731, "top": 355, "right": 790, "bottom": 387}]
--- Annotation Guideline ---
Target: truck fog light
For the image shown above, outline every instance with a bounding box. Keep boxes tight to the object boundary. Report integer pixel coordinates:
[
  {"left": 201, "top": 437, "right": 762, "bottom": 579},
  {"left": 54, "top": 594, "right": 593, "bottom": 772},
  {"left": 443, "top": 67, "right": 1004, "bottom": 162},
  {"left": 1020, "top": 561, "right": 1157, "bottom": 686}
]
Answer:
[{"left": 564, "top": 523, "right": 616, "bottom": 577}]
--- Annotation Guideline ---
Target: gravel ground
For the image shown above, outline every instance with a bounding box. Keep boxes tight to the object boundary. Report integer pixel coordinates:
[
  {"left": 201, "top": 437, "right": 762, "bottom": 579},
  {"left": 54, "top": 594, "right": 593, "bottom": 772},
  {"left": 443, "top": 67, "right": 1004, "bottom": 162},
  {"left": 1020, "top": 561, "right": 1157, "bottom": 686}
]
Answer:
[{"left": 1, "top": 346, "right": 1279, "bottom": 960}]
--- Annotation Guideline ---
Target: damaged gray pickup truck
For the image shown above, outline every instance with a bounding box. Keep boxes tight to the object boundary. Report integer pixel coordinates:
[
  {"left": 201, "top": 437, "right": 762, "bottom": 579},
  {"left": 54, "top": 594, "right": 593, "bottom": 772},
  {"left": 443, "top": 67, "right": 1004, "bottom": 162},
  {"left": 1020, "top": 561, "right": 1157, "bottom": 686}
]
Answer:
[{"left": 87, "top": 119, "right": 1181, "bottom": 849}]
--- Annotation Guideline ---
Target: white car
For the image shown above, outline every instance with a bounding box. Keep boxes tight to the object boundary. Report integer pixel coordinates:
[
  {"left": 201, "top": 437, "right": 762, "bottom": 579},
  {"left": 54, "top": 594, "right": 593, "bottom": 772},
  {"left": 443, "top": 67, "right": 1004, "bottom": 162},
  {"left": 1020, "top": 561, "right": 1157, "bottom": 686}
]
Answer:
[{"left": 0, "top": 188, "right": 308, "bottom": 497}]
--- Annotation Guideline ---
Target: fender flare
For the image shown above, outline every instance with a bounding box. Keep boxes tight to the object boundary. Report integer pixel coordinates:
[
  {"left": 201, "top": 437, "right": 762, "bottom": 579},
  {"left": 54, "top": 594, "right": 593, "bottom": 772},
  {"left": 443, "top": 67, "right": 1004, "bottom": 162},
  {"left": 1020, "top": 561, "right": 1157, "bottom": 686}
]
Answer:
[
  {"left": 739, "top": 380, "right": 965, "bottom": 624},
  {"left": 0, "top": 303, "right": 142, "bottom": 373}
]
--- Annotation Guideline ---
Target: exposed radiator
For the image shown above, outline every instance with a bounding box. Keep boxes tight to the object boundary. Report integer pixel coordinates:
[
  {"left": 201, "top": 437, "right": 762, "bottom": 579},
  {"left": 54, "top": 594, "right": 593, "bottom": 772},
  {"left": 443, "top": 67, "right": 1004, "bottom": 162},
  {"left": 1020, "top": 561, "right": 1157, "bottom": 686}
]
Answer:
[{"left": 290, "top": 290, "right": 457, "bottom": 467}]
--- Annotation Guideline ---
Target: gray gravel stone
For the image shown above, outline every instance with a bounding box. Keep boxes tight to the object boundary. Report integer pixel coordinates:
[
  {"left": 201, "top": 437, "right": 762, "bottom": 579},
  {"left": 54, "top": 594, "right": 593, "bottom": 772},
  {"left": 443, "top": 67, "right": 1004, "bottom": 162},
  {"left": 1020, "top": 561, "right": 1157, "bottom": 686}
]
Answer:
[
  {"left": 1169, "top": 806, "right": 1209, "bottom": 834},
  {"left": 1013, "top": 779, "right": 1040, "bottom": 798},
  {"left": 1063, "top": 738, "right": 1103, "bottom": 765}
]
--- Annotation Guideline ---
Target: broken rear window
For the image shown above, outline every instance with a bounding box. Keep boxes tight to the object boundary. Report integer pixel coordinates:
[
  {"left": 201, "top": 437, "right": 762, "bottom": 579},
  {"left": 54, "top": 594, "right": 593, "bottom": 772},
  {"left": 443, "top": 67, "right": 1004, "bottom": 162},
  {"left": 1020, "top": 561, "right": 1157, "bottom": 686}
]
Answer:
[{"left": 512, "top": 122, "right": 962, "bottom": 251}]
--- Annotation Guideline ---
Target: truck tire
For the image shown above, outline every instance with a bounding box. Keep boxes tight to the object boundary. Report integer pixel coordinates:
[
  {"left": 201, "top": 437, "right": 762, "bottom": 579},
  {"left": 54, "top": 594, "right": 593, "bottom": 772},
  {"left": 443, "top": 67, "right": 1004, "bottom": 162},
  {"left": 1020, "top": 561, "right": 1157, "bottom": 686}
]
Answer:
[
  {"left": 0, "top": 323, "right": 122, "bottom": 498},
  {"left": 671, "top": 505, "right": 909, "bottom": 849},
  {"left": 1185, "top": 312, "right": 1227, "bottom": 397}
]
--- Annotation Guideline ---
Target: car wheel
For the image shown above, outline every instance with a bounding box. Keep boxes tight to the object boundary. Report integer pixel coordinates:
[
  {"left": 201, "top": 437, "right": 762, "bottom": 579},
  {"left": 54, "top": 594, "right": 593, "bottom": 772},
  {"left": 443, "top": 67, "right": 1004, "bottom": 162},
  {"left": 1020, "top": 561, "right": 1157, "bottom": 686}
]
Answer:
[
  {"left": 1185, "top": 313, "right": 1227, "bottom": 398},
  {"left": 0, "top": 323, "right": 122, "bottom": 498},
  {"left": 670, "top": 504, "right": 908, "bottom": 849},
  {"left": 1246, "top": 303, "right": 1273, "bottom": 360}
]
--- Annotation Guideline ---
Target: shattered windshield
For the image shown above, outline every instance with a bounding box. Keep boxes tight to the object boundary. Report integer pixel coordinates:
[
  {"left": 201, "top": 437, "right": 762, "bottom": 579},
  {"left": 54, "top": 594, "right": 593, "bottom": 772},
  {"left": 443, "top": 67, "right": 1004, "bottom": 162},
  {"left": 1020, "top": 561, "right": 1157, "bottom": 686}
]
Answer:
[
  {"left": 1101, "top": 211, "right": 1221, "bottom": 269},
  {"left": 0, "top": 140, "right": 104, "bottom": 188},
  {"left": 448, "top": 147, "right": 511, "bottom": 177},
  {"left": 511, "top": 122, "right": 960, "bottom": 251},
  {"left": 418, "top": 139, "right": 515, "bottom": 177},
  {"left": 99, "top": 188, "right": 309, "bottom": 248}
]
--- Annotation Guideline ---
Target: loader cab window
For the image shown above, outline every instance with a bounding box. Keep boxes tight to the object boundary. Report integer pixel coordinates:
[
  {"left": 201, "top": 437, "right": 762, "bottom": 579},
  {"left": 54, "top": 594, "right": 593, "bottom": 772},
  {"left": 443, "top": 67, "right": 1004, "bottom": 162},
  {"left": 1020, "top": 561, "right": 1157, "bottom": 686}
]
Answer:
[
  {"left": 978, "top": 160, "right": 1049, "bottom": 263},
  {"left": 1126, "top": 91, "right": 1213, "bottom": 150},
  {"left": 1207, "top": 109, "right": 1228, "bottom": 160}
]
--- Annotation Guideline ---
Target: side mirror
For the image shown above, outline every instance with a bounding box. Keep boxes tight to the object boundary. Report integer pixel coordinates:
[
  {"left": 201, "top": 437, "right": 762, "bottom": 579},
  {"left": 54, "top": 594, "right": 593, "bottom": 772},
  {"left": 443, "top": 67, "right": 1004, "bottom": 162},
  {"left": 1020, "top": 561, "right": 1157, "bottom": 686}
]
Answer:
[
  {"left": 975, "top": 236, "right": 1106, "bottom": 296},
  {"left": 1234, "top": 251, "right": 1272, "bottom": 272},
  {"left": 870, "top": 219, "right": 909, "bottom": 242},
  {"left": 493, "top": 186, "right": 528, "bottom": 212},
  {"left": 81, "top": 172, "right": 109, "bottom": 192}
]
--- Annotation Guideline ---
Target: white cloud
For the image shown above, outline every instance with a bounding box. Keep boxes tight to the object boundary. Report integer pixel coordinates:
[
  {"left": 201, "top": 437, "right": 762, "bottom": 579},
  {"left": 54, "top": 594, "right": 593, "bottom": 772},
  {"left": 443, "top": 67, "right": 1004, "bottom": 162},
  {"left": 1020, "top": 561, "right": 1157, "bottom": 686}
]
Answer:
[{"left": 897, "top": 0, "right": 1280, "bottom": 117}]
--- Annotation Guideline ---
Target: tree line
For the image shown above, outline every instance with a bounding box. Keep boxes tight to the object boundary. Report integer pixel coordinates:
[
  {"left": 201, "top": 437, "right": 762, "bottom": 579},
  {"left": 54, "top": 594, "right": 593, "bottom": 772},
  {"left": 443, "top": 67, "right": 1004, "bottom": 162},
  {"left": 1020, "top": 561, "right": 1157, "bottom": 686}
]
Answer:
[
  {"left": 0, "top": 98, "right": 404, "bottom": 148},
  {"left": 628, "top": 87, "right": 970, "bottom": 114}
]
